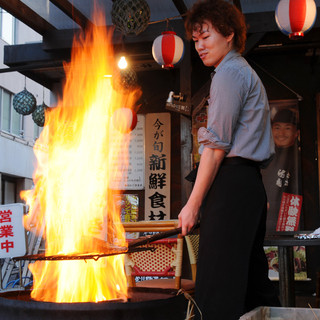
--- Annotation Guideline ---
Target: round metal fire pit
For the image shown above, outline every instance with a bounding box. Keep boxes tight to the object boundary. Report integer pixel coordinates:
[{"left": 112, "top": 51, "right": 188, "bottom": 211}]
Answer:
[{"left": 0, "top": 288, "right": 188, "bottom": 320}]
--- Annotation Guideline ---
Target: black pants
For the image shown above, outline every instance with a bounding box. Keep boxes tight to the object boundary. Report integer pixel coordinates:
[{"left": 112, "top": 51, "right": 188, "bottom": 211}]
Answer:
[{"left": 195, "top": 160, "right": 280, "bottom": 320}]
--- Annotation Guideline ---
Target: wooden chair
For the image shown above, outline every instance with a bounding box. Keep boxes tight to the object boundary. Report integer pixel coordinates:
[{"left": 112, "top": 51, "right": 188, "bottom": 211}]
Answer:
[
  {"left": 123, "top": 220, "right": 195, "bottom": 292},
  {"left": 185, "top": 234, "right": 200, "bottom": 282}
]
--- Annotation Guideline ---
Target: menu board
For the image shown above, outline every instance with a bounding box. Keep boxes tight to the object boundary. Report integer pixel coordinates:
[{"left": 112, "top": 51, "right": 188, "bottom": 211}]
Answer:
[{"left": 109, "top": 114, "right": 145, "bottom": 190}]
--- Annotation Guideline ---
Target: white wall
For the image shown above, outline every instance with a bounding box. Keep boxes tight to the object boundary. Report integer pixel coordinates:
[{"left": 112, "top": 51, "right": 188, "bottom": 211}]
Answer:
[
  {"left": 0, "top": 135, "right": 35, "bottom": 179},
  {"left": 0, "top": 14, "right": 52, "bottom": 181},
  {"left": 15, "top": 20, "right": 42, "bottom": 44}
]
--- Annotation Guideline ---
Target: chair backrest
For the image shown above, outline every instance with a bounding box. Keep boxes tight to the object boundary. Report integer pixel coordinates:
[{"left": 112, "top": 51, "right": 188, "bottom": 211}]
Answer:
[
  {"left": 129, "top": 239, "right": 178, "bottom": 276},
  {"left": 185, "top": 234, "right": 199, "bottom": 281},
  {"left": 122, "top": 220, "right": 183, "bottom": 289}
]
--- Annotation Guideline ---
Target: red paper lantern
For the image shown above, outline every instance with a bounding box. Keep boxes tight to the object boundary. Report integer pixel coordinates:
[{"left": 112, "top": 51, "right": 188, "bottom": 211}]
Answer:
[
  {"left": 112, "top": 107, "right": 138, "bottom": 133},
  {"left": 275, "top": 0, "right": 317, "bottom": 39},
  {"left": 152, "top": 31, "right": 185, "bottom": 69}
]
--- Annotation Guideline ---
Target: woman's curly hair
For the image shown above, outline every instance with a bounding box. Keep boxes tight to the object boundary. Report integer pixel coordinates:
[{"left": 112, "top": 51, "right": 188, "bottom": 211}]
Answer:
[{"left": 185, "top": 0, "right": 247, "bottom": 53}]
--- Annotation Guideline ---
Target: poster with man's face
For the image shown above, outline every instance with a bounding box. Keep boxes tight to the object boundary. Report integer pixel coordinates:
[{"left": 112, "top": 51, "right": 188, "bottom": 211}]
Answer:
[
  {"left": 261, "top": 99, "right": 302, "bottom": 233},
  {"left": 262, "top": 100, "right": 306, "bottom": 281}
]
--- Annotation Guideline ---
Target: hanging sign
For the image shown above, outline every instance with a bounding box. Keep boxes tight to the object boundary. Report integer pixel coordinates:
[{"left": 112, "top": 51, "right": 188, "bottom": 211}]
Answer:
[
  {"left": 144, "top": 113, "right": 171, "bottom": 221},
  {"left": 276, "top": 193, "right": 303, "bottom": 231},
  {"left": 0, "top": 204, "right": 26, "bottom": 258}
]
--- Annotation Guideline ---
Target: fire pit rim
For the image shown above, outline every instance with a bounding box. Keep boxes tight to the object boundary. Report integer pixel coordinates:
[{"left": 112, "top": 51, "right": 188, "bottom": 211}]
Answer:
[{"left": 0, "top": 288, "right": 186, "bottom": 311}]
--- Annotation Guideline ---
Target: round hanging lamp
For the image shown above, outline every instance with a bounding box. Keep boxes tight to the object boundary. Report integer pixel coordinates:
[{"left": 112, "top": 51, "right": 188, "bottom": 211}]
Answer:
[
  {"left": 111, "top": 0, "right": 150, "bottom": 36},
  {"left": 32, "top": 103, "right": 48, "bottom": 127},
  {"left": 275, "top": 0, "right": 317, "bottom": 39},
  {"left": 152, "top": 31, "right": 185, "bottom": 69},
  {"left": 13, "top": 88, "right": 37, "bottom": 115}
]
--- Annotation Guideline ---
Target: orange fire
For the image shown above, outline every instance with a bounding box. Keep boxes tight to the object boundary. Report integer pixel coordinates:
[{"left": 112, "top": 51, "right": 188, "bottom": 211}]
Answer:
[{"left": 21, "top": 9, "right": 141, "bottom": 303}]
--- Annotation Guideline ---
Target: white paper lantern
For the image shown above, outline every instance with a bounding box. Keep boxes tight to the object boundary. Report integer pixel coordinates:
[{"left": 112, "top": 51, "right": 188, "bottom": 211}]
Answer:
[
  {"left": 152, "top": 31, "right": 185, "bottom": 69},
  {"left": 275, "top": 0, "right": 317, "bottom": 39}
]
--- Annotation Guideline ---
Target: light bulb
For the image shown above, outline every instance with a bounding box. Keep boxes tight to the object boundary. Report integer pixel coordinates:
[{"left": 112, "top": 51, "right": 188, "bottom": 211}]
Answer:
[{"left": 118, "top": 56, "right": 128, "bottom": 69}]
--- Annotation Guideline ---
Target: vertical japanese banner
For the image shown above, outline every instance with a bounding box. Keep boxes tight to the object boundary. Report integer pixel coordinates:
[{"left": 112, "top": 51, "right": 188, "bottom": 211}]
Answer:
[
  {"left": 0, "top": 203, "right": 26, "bottom": 258},
  {"left": 144, "top": 113, "right": 171, "bottom": 221}
]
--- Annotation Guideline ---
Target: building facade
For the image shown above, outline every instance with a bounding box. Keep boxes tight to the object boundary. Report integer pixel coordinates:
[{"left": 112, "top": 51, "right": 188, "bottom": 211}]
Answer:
[{"left": 0, "top": 9, "right": 51, "bottom": 204}]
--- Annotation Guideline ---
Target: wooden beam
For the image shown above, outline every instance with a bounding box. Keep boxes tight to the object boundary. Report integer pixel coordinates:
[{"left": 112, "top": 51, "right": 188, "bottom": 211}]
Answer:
[
  {"left": 172, "top": 0, "right": 188, "bottom": 20},
  {"left": 42, "top": 20, "right": 186, "bottom": 51},
  {"left": 0, "top": 0, "right": 56, "bottom": 35},
  {"left": 17, "top": 70, "right": 58, "bottom": 91},
  {"left": 3, "top": 43, "right": 68, "bottom": 65},
  {"left": 49, "top": 0, "right": 95, "bottom": 30},
  {"left": 0, "top": 61, "right": 64, "bottom": 74},
  {"left": 43, "top": 28, "right": 82, "bottom": 51},
  {"left": 40, "top": 10, "right": 294, "bottom": 52}
]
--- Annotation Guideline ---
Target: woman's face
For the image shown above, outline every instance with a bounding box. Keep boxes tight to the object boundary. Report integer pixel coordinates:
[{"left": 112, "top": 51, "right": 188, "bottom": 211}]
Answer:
[
  {"left": 272, "top": 122, "right": 299, "bottom": 148},
  {"left": 192, "top": 20, "right": 234, "bottom": 68}
]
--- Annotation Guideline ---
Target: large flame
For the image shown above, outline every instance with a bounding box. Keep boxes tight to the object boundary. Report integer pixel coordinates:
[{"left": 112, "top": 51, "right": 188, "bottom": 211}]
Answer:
[{"left": 21, "top": 9, "right": 141, "bottom": 303}]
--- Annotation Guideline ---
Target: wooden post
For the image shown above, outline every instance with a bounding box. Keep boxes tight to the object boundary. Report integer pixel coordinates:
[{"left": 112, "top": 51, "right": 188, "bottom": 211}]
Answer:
[{"left": 179, "top": 40, "right": 192, "bottom": 205}]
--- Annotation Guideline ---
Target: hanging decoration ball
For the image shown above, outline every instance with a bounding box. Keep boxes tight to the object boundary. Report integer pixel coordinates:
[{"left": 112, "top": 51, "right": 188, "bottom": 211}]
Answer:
[
  {"left": 113, "top": 67, "right": 138, "bottom": 91},
  {"left": 120, "top": 68, "right": 138, "bottom": 89},
  {"left": 32, "top": 103, "right": 48, "bottom": 127},
  {"left": 152, "top": 31, "right": 185, "bottom": 69},
  {"left": 13, "top": 89, "right": 37, "bottom": 115},
  {"left": 275, "top": 0, "right": 317, "bottom": 39},
  {"left": 112, "top": 107, "right": 138, "bottom": 133},
  {"left": 111, "top": 0, "right": 150, "bottom": 36}
]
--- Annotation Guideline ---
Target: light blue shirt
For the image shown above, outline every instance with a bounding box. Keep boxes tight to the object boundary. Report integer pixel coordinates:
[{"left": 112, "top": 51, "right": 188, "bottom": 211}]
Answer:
[{"left": 198, "top": 50, "right": 275, "bottom": 165}]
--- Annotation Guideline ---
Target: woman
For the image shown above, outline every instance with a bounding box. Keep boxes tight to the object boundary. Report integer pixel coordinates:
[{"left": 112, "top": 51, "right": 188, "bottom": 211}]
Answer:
[{"left": 178, "top": 0, "right": 281, "bottom": 318}]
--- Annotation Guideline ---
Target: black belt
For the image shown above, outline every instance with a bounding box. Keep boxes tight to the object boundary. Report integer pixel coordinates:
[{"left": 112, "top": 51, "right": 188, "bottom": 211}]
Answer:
[
  {"left": 185, "top": 157, "right": 261, "bottom": 182},
  {"left": 222, "top": 157, "right": 261, "bottom": 167}
]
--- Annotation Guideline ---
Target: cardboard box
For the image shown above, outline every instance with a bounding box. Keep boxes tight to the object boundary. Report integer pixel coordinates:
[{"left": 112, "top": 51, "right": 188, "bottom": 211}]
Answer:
[{"left": 240, "top": 306, "right": 320, "bottom": 319}]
